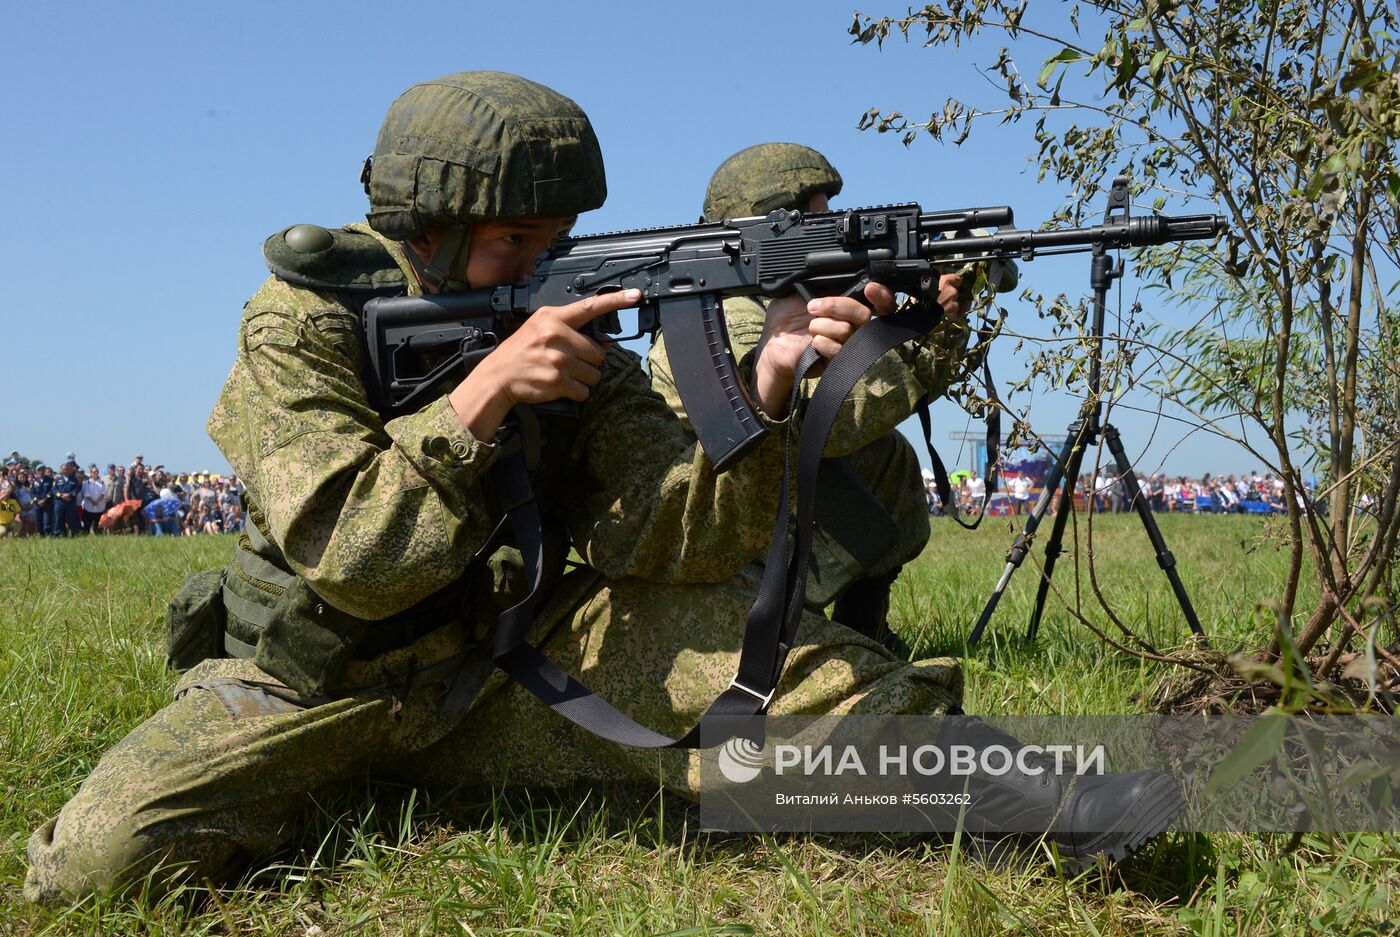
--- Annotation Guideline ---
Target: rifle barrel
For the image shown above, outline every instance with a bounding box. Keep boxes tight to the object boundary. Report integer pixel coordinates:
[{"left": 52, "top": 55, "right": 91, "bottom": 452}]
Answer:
[{"left": 920, "top": 212, "right": 1225, "bottom": 258}]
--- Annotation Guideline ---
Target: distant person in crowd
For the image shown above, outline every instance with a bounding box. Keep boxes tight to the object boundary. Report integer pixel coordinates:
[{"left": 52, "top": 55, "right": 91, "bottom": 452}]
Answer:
[
  {"left": 0, "top": 491, "right": 20, "bottom": 537},
  {"left": 215, "top": 481, "right": 238, "bottom": 523},
  {"left": 966, "top": 473, "right": 986, "bottom": 512},
  {"left": 128, "top": 454, "right": 146, "bottom": 477},
  {"left": 223, "top": 499, "right": 244, "bottom": 533},
  {"left": 1148, "top": 473, "right": 1167, "bottom": 512},
  {"left": 195, "top": 475, "right": 215, "bottom": 509},
  {"left": 124, "top": 464, "right": 154, "bottom": 534},
  {"left": 173, "top": 473, "right": 192, "bottom": 510},
  {"left": 0, "top": 468, "right": 13, "bottom": 526},
  {"left": 49, "top": 461, "right": 83, "bottom": 537},
  {"left": 1215, "top": 479, "right": 1239, "bottom": 511},
  {"left": 13, "top": 468, "right": 37, "bottom": 536},
  {"left": 1094, "top": 471, "right": 1115, "bottom": 513},
  {"left": 142, "top": 488, "right": 183, "bottom": 536},
  {"left": 182, "top": 502, "right": 203, "bottom": 536},
  {"left": 80, "top": 465, "right": 108, "bottom": 534},
  {"left": 1008, "top": 473, "right": 1033, "bottom": 515},
  {"left": 102, "top": 465, "right": 123, "bottom": 512},
  {"left": 31, "top": 466, "right": 54, "bottom": 536},
  {"left": 124, "top": 464, "right": 151, "bottom": 505},
  {"left": 1108, "top": 473, "right": 1128, "bottom": 513}
]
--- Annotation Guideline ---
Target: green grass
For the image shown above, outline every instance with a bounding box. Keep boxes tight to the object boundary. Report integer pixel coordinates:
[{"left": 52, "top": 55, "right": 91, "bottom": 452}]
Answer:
[{"left": 1, "top": 519, "right": 1395, "bottom": 935}]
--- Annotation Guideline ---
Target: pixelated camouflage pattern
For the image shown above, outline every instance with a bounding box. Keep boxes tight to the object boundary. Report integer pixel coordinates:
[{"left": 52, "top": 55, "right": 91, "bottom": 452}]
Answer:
[
  {"left": 366, "top": 72, "right": 606, "bottom": 240},
  {"left": 25, "top": 572, "right": 960, "bottom": 901},
  {"left": 702, "top": 143, "right": 843, "bottom": 221}
]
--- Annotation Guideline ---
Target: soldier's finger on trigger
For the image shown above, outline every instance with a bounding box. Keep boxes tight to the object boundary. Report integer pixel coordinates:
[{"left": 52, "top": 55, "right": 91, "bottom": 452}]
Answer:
[{"left": 555, "top": 288, "right": 642, "bottom": 328}]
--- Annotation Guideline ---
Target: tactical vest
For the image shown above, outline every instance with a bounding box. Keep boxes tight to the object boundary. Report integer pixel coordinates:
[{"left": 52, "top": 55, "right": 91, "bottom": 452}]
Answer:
[{"left": 167, "top": 224, "right": 577, "bottom": 698}]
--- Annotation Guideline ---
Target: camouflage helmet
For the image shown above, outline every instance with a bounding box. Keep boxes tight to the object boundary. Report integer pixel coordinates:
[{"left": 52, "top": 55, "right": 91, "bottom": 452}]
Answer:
[
  {"left": 364, "top": 71, "right": 607, "bottom": 240},
  {"left": 702, "top": 143, "right": 842, "bottom": 221}
]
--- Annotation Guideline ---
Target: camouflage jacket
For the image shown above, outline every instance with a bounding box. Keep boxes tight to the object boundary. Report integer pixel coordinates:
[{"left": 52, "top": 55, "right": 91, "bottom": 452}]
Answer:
[{"left": 207, "top": 224, "right": 792, "bottom": 627}]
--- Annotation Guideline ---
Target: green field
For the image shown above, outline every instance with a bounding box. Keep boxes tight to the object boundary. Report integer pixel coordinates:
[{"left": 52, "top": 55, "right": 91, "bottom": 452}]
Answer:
[{"left": 2, "top": 517, "right": 1395, "bottom": 935}]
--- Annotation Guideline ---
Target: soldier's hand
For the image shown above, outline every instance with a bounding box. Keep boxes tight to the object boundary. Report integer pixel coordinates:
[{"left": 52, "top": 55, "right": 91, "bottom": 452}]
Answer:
[
  {"left": 450, "top": 289, "right": 640, "bottom": 441},
  {"left": 753, "top": 281, "right": 898, "bottom": 417},
  {"left": 936, "top": 272, "right": 971, "bottom": 319}
]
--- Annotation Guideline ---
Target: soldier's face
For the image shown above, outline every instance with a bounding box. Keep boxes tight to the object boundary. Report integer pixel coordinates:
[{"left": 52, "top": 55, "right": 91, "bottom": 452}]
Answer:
[
  {"left": 411, "top": 218, "right": 573, "bottom": 290},
  {"left": 464, "top": 217, "right": 573, "bottom": 287}
]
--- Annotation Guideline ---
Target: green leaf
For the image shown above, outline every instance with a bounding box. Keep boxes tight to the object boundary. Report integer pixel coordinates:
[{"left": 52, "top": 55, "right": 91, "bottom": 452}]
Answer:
[
  {"left": 1037, "top": 47, "right": 1084, "bottom": 89},
  {"left": 1340, "top": 60, "right": 1383, "bottom": 94},
  {"left": 1149, "top": 49, "right": 1169, "bottom": 78},
  {"left": 1204, "top": 713, "right": 1287, "bottom": 797}
]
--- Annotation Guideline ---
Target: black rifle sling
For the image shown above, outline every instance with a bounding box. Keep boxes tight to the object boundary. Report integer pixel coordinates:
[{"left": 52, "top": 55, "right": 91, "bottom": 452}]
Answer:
[
  {"left": 487, "top": 305, "right": 933, "bottom": 749},
  {"left": 917, "top": 357, "right": 1002, "bottom": 530}
]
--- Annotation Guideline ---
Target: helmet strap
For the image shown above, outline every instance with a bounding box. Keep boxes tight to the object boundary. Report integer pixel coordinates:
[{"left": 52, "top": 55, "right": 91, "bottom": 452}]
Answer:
[{"left": 405, "top": 225, "right": 473, "bottom": 292}]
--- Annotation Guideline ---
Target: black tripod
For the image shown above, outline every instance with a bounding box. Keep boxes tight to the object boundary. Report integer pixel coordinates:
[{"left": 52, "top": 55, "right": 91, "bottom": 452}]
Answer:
[{"left": 968, "top": 176, "right": 1207, "bottom": 647}]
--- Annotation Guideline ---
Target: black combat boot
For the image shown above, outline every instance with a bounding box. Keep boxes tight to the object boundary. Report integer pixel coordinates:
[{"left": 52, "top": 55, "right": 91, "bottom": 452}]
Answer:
[
  {"left": 930, "top": 716, "right": 1185, "bottom": 869},
  {"left": 832, "top": 571, "right": 913, "bottom": 659}
]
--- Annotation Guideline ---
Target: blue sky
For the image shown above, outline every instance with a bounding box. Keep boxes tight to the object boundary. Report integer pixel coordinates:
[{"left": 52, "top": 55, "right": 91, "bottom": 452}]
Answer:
[{"left": 1, "top": 0, "right": 1275, "bottom": 477}]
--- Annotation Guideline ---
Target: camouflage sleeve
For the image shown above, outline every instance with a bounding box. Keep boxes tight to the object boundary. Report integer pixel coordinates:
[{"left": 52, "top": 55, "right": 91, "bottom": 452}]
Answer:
[
  {"left": 568, "top": 344, "right": 790, "bottom": 583},
  {"left": 206, "top": 277, "right": 503, "bottom": 620},
  {"left": 646, "top": 294, "right": 971, "bottom": 458}
]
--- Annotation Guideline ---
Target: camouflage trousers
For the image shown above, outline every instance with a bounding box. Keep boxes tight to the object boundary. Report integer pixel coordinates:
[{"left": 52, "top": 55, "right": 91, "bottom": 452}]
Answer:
[{"left": 25, "top": 571, "right": 962, "bottom": 902}]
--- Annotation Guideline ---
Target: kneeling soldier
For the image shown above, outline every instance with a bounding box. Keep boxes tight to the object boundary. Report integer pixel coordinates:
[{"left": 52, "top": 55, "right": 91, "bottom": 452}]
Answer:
[{"left": 26, "top": 72, "right": 1180, "bottom": 903}]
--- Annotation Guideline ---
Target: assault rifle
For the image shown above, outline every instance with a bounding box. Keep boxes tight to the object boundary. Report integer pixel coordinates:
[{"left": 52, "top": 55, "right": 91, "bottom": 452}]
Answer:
[{"left": 362, "top": 202, "right": 1224, "bottom": 470}]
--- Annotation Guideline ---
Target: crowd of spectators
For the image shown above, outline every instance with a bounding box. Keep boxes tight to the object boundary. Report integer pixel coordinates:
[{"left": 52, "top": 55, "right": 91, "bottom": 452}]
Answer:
[
  {"left": 0, "top": 450, "right": 244, "bottom": 538},
  {"left": 926, "top": 467, "right": 1312, "bottom": 517},
  {"left": 2, "top": 444, "right": 1322, "bottom": 540}
]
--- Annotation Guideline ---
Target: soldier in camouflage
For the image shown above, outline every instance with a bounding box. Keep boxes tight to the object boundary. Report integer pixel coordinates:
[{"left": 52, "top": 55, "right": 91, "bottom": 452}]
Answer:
[
  {"left": 649, "top": 143, "right": 991, "bottom": 653},
  {"left": 23, "top": 72, "right": 968, "bottom": 902},
  {"left": 26, "top": 74, "right": 1180, "bottom": 904}
]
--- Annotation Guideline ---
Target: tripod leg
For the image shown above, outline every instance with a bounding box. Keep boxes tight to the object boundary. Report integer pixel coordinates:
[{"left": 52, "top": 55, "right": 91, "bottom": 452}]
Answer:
[
  {"left": 969, "top": 426, "right": 1085, "bottom": 646},
  {"left": 1103, "top": 424, "right": 1207, "bottom": 640},
  {"left": 1025, "top": 431, "right": 1094, "bottom": 643}
]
